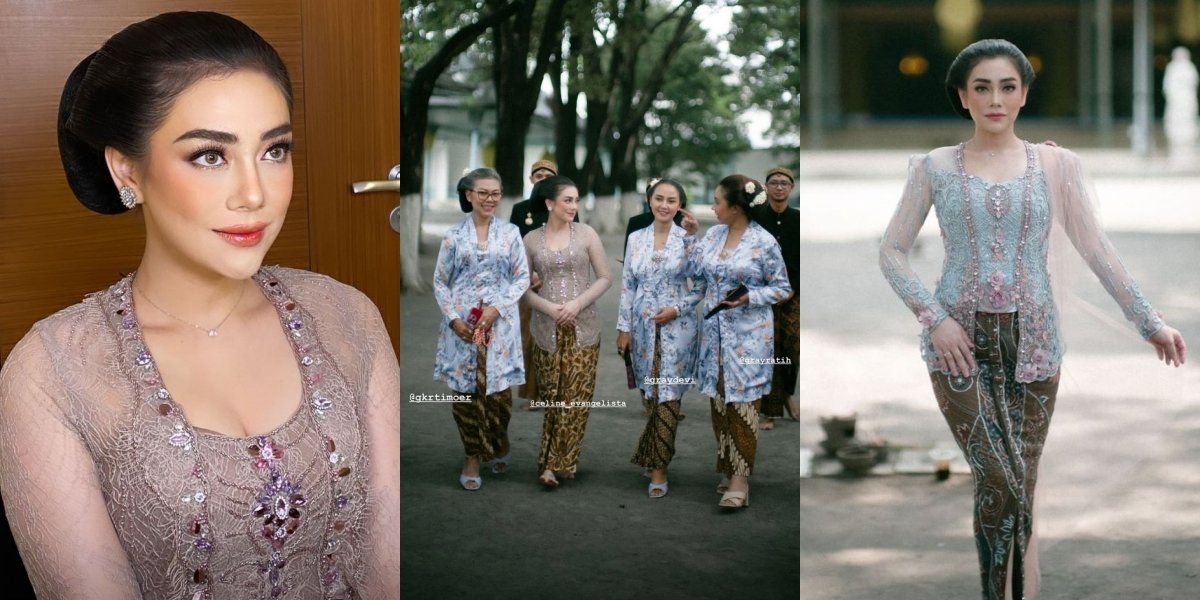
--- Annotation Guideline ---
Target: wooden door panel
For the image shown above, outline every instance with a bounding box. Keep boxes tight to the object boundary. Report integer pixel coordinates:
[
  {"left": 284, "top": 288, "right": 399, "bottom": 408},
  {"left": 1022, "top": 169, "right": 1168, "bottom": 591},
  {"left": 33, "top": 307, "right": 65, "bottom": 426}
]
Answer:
[{"left": 301, "top": 0, "right": 401, "bottom": 354}]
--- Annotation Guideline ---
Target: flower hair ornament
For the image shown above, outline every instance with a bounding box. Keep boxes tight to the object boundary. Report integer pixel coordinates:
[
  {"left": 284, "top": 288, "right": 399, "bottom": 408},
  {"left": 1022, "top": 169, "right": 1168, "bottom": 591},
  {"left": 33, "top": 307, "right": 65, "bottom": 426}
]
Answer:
[
  {"left": 648, "top": 177, "right": 661, "bottom": 189},
  {"left": 745, "top": 181, "right": 766, "bottom": 207}
]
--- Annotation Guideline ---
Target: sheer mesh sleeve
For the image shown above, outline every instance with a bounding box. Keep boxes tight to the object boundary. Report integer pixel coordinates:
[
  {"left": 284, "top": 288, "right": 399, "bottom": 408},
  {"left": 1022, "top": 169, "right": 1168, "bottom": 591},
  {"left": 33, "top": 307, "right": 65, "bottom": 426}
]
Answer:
[
  {"left": 577, "top": 224, "right": 612, "bottom": 308},
  {"left": 351, "top": 293, "right": 400, "bottom": 599},
  {"left": 0, "top": 328, "right": 142, "bottom": 599},
  {"left": 880, "top": 154, "right": 948, "bottom": 329},
  {"left": 1042, "top": 145, "right": 1165, "bottom": 339}
]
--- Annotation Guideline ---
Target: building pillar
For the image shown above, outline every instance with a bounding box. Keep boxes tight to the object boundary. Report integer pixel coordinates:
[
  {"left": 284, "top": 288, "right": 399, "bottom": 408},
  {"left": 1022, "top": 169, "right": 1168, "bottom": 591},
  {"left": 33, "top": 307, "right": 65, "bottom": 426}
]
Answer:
[
  {"left": 807, "top": 0, "right": 824, "bottom": 148},
  {"left": 1097, "top": 0, "right": 1114, "bottom": 143},
  {"left": 1131, "top": 0, "right": 1155, "bottom": 156}
]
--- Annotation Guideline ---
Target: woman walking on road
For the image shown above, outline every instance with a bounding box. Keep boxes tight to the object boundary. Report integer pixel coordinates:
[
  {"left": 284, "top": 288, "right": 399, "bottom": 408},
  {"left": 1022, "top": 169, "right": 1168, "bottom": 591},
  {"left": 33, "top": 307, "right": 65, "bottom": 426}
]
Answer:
[
  {"left": 616, "top": 178, "right": 700, "bottom": 499},
  {"left": 879, "top": 39, "right": 1187, "bottom": 600},
  {"left": 693, "top": 175, "right": 792, "bottom": 510},
  {"left": 433, "top": 168, "right": 529, "bottom": 491},
  {"left": 522, "top": 176, "right": 611, "bottom": 488}
]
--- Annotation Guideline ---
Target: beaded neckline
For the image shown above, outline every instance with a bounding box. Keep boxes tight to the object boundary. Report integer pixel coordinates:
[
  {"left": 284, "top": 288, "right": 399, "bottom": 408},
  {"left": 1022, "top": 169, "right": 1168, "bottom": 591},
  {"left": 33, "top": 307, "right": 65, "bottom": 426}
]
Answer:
[{"left": 101, "top": 267, "right": 358, "bottom": 599}]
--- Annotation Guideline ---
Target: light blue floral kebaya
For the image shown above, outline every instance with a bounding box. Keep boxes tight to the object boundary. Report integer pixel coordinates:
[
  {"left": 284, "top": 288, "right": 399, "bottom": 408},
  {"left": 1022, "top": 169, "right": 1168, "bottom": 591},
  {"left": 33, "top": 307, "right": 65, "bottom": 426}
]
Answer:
[
  {"left": 693, "top": 222, "right": 793, "bottom": 403},
  {"left": 880, "top": 142, "right": 1164, "bottom": 383},
  {"left": 617, "top": 224, "right": 701, "bottom": 402},
  {"left": 433, "top": 216, "right": 530, "bottom": 394}
]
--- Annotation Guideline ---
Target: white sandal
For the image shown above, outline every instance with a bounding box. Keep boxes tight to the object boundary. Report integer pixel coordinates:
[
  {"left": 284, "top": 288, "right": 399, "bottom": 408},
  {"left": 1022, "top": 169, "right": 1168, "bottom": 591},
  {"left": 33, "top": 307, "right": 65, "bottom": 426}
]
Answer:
[
  {"left": 459, "top": 473, "right": 482, "bottom": 491},
  {"left": 648, "top": 481, "right": 669, "bottom": 499},
  {"left": 718, "top": 490, "right": 749, "bottom": 509},
  {"left": 490, "top": 453, "right": 512, "bottom": 475}
]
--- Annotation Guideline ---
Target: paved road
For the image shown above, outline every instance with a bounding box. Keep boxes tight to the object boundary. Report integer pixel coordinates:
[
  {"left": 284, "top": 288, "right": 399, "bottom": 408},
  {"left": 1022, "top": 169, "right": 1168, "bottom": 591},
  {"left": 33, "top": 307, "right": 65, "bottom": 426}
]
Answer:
[{"left": 400, "top": 218, "right": 801, "bottom": 600}]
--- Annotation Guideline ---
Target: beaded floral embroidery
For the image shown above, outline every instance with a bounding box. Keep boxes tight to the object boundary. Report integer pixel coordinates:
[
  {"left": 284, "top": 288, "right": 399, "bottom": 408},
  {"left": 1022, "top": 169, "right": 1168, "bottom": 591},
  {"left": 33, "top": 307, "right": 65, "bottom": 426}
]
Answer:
[{"left": 105, "top": 268, "right": 360, "bottom": 598}]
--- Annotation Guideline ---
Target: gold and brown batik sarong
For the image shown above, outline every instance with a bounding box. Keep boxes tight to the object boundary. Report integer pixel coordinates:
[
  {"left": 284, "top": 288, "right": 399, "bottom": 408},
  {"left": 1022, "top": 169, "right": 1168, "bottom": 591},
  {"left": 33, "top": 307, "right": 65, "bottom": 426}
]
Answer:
[
  {"left": 532, "top": 325, "right": 599, "bottom": 474},
  {"left": 631, "top": 325, "right": 681, "bottom": 470},
  {"left": 710, "top": 363, "right": 759, "bottom": 477},
  {"left": 930, "top": 312, "right": 1058, "bottom": 600},
  {"left": 761, "top": 294, "right": 799, "bottom": 418},
  {"left": 451, "top": 344, "right": 512, "bottom": 461},
  {"left": 516, "top": 301, "right": 540, "bottom": 401}
]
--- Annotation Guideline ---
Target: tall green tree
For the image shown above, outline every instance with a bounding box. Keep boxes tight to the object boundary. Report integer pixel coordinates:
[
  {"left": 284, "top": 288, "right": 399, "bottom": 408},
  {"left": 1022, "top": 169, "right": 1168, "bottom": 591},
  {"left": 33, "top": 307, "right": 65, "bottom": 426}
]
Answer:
[
  {"left": 640, "top": 34, "right": 748, "bottom": 183},
  {"left": 487, "top": 0, "right": 570, "bottom": 197},
  {"left": 729, "top": 0, "right": 801, "bottom": 147},
  {"left": 401, "top": 1, "right": 522, "bottom": 196},
  {"left": 549, "top": 0, "right": 705, "bottom": 196}
]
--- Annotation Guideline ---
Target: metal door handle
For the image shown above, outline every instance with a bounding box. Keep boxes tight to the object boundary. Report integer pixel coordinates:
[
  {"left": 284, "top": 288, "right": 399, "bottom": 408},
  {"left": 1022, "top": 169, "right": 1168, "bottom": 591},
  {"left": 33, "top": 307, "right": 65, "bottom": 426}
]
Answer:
[
  {"left": 352, "top": 180, "right": 402, "bottom": 193},
  {"left": 351, "top": 164, "right": 402, "bottom": 194}
]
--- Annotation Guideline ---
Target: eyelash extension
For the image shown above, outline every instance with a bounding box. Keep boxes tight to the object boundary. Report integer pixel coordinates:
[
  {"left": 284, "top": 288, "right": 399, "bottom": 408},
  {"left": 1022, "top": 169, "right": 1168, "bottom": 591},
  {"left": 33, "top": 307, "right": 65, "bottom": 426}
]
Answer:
[
  {"left": 188, "top": 144, "right": 226, "bottom": 167},
  {"left": 265, "top": 140, "right": 294, "bottom": 158}
]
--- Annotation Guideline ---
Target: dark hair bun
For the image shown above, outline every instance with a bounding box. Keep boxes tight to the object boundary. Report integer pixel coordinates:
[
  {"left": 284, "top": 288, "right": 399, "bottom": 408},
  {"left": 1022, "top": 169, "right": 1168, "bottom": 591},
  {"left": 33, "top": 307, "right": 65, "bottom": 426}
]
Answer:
[
  {"left": 58, "top": 52, "right": 127, "bottom": 214},
  {"left": 456, "top": 176, "right": 472, "bottom": 213},
  {"left": 56, "top": 11, "right": 292, "bottom": 215}
]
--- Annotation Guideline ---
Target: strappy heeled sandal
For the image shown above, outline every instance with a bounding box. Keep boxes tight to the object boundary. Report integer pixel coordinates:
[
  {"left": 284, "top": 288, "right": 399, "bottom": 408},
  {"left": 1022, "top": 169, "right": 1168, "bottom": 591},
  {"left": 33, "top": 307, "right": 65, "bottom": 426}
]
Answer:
[{"left": 718, "top": 490, "right": 749, "bottom": 509}]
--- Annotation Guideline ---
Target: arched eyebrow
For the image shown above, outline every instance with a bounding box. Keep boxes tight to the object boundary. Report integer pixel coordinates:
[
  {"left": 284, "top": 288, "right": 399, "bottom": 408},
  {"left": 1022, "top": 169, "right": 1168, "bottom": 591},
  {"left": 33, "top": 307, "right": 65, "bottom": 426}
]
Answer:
[
  {"left": 971, "top": 77, "right": 1019, "bottom": 85},
  {"left": 174, "top": 123, "right": 293, "bottom": 144}
]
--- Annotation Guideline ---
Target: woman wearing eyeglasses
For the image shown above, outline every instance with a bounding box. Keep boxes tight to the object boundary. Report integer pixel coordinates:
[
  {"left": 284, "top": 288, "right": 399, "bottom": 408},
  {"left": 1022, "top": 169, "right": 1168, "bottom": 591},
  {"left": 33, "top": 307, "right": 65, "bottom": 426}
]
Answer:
[
  {"left": 433, "top": 168, "right": 530, "bottom": 491},
  {"left": 522, "top": 176, "right": 612, "bottom": 488}
]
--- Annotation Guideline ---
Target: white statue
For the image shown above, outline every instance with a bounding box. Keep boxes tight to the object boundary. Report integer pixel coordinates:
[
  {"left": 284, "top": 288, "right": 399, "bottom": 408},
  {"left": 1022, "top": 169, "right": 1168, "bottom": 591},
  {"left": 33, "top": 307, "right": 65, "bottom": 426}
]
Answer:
[{"left": 1162, "top": 46, "right": 1199, "bottom": 147}]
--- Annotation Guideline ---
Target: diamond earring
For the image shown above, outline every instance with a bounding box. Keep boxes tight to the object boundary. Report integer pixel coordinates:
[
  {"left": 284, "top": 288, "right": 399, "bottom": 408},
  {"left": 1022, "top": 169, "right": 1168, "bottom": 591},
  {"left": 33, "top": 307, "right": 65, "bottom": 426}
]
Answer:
[{"left": 119, "top": 186, "right": 137, "bottom": 209}]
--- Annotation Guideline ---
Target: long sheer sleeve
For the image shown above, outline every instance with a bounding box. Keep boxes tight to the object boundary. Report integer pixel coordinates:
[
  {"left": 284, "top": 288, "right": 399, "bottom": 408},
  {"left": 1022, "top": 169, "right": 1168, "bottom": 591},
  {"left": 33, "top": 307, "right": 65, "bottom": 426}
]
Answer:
[
  {"left": 353, "top": 295, "right": 400, "bottom": 599},
  {"left": 879, "top": 154, "right": 948, "bottom": 329},
  {"left": 1042, "top": 146, "right": 1164, "bottom": 339},
  {"left": 0, "top": 332, "right": 142, "bottom": 599},
  {"left": 521, "top": 232, "right": 556, "bottom": 316},
  {"left": 577, "top": 225, "right": 612, "bottom": 307}
]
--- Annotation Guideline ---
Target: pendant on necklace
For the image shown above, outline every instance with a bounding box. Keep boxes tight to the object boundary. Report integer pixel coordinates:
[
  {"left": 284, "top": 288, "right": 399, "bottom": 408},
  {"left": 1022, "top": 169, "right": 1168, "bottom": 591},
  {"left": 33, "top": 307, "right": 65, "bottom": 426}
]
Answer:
[{"left": 208, "top": 329, "right": 218, "bottom": 338}]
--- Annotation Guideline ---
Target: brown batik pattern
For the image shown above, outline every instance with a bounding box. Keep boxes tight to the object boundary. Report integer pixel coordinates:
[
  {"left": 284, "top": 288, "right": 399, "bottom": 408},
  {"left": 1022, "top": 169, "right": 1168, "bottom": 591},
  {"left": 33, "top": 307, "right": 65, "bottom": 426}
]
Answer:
[
  {"left": 516, "top": 301, "right": 540, "bottom": 401},
  {"left": 631, "top": 325, "right": 681, "bottom": 470},
  {"left": 450, "top": 344, "right": 512, "bottom": 461},
  {"left": 930, "top": 312, "right": 1058, "bottom": 600},
  {"left": 532, "top": 325, "right": 599, "bottom": 474},
  {"left": 761, "top": 294, "right": 799, "bottom": 417},
  {"left": 710, "top": 360, "right": 759, "bottom": 477}
]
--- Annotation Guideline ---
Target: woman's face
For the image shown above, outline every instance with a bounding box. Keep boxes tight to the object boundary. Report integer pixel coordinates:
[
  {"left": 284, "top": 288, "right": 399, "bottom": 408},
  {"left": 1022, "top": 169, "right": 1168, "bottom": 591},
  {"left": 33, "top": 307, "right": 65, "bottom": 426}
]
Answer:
[
  {"left": 712, "top": 186, "right": 739, "bottom": 225},
  {"left": 649, "top": 184, "right": 681, "bottom": 225},
  {"left": 467, "top": 177, "right": 501, "bottom": 219},
  {"left": 546, "top": 185, "right": 579, "bottom": 224},
  {"left": 957, "top": 57, "right": 1028, "bottom": 133},
  {"left": 127, "top": 70, "right": 293, "bottom": 281}
]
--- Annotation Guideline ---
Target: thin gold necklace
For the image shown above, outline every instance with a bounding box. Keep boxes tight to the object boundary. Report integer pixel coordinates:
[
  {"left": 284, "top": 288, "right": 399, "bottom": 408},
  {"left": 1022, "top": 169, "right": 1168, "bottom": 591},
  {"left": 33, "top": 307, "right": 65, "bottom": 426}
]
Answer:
[{"left": 136, "top": 281, "right": 246, "bottom": 338}]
